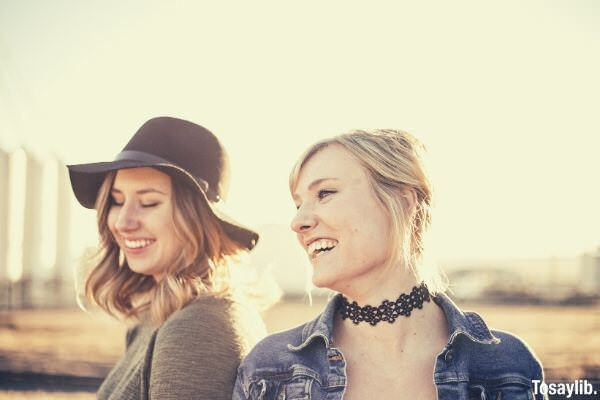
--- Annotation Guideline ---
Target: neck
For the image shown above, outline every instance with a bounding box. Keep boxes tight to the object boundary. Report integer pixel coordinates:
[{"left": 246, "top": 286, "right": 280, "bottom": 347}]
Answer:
[
  {"left": 336, "top": 260, "right": 420, "bottom": 306},
  {"left": 332, "top": 267, "right": 446, "bottom": 352},
  {"left": 339, "top": 283, "right": 430, "bottom": 325},
  {"left": 334, "top": 300, "right": 442, "bottom": 353}
]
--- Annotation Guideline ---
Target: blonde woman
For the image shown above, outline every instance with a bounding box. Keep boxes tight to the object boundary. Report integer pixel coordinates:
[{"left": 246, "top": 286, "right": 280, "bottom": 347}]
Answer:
[
  {"left": 234, "top": 130, "right": 547, "bottom": 399},
  {"left": 68, "top": 117, "right": 266, "bottom": 400}
]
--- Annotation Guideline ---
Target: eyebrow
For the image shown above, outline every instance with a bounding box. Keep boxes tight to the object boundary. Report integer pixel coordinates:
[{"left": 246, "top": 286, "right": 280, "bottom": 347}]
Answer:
[
  {"left": 111, "top": 188, "right": 167, "bottom": 195},
  {"left": 308, "top": 177, "right": 339, "bottom": 191},
  {"left": 292, "top": 177, "right": 339, "bottom": 200}
]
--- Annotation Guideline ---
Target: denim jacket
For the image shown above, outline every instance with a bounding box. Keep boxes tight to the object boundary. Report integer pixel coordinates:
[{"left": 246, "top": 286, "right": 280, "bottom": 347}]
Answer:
[{"left": 233, "top": 292, "right": 547, "bottom": 400}]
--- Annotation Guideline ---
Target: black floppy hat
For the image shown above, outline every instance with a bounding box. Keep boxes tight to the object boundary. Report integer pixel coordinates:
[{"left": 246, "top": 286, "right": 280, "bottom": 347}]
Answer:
[{"left": 67, "top": 116, "right": 258, "bottom": 250}]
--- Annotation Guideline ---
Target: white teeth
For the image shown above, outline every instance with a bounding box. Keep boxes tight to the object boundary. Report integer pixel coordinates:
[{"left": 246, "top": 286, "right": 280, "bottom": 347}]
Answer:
[
  {"left": 307, "top": 239, "right": 338, "bottom": 257},
  {"left": 124, "top": 239, "right": 154, "bottom": 249}
]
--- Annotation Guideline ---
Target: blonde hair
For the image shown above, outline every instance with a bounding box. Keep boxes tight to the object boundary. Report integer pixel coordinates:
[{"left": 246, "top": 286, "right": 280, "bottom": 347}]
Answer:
[
  {"left": 86, "top": 168, "right": 244, "bottom": 325},
  {"left": 290, "top": 129, "right": 447, "bottom": 295}
]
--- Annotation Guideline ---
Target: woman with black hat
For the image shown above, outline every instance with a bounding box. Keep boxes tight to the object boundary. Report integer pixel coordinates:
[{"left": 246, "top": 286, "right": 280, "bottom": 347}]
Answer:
[{"left": 68, "top": 116, "right": 266, "bottom": 400}]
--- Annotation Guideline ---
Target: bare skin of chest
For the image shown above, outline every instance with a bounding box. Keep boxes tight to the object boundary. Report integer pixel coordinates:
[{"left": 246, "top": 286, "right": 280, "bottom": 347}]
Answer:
[
  {"left": 341, "top": 356, "right": 438, "bottom": 400},
  {"left": 332, "top": 295, "right": 449, "bottom": 400}
]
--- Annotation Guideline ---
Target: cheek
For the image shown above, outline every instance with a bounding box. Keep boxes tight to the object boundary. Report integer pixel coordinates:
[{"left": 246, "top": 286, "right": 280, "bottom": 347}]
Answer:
[
  {"left": 345, "top": 209, "right": 390, "bottom": 254},
  {"left": 107, "top": 209, "right": 118, "bottom": 236},
  {"left": 153, "top": 207, "right": 176, "bottom": 230},
  {"left": 157, "top": 210, "right": 182, "bottom": 247},
  {"left": 337, "top": 210, "right": 365, "bottom": 238}
]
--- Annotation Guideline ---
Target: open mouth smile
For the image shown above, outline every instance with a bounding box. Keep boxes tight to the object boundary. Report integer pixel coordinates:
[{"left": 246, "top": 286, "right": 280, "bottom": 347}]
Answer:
[
  {"left": 307, "top": 239, "right": 338, "bottom": 259},
  {"left": 124, "top": 239, "right": 156, "bottom": 250}
]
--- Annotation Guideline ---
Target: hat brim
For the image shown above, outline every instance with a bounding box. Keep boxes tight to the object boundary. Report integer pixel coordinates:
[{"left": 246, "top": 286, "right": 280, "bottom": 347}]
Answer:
[{"left": 67, "top": 159, "right": 258, "bottom": 250}]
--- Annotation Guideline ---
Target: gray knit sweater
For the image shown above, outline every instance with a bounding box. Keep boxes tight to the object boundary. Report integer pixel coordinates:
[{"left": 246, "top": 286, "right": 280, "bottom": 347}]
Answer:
[{"left": 96, "top": 295, "right": 266, "bottom": 400}]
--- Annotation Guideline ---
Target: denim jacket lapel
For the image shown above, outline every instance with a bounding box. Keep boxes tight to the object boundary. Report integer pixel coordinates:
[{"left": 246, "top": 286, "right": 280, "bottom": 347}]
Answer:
[
  {"left": 288, "top": 291, "right": 499, "bottom": 354},
  {"left": 433, "top": 292, "right": 500, "bottom": 346}
]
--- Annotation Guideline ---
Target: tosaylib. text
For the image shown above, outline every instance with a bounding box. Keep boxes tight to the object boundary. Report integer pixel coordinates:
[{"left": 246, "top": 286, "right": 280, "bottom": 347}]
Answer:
[{"left": 532, "top": 379, "right": 596, "bottom": 398}]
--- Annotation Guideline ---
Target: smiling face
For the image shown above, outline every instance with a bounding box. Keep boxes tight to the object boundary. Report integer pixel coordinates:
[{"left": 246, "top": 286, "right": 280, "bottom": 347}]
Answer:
[
  {"left": 107, "top": 167, "right": 183, "bottom": 281},
  {"left": 291, "top": 144, "right": 392, "bottom": 294}
]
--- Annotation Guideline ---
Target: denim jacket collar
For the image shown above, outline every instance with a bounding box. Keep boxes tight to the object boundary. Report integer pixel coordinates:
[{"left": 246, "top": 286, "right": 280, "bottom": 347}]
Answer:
[{"left": 288, "top": 291, "right": 499, "bottom": 352}]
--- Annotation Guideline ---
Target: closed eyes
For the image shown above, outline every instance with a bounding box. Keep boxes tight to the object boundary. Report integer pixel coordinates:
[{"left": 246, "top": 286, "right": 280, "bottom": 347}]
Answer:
[{"left": 111, "top": 199, "right": 160, "bottom": 208}]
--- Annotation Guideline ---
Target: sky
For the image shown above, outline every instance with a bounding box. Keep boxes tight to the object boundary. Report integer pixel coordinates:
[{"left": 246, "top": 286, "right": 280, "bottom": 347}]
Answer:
[{"left": 1, "top": 1, "right": 599, "bottom": 270}]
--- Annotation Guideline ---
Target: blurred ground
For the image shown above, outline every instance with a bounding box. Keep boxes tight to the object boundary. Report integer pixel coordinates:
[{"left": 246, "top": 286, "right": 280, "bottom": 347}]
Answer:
[{"left": 1, "top": 299, "right": 599, "bottom": 399}]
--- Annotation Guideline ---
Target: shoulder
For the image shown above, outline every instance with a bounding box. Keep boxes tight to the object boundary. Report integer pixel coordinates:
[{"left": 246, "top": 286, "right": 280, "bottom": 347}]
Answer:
[
  {"left": 459, "top": 325, "right": 544, "bottom": 380},
  {"left": 491, "top": 329, "right": 544, "bottom": 372},
  {"left": 169, "top": 294, "right": 231, "bottom": 322},
  {"left": 239, "top": 296, "right": 338, "bottom": 373},
  {"left": 147, "top": 296, "right": 264, "bottom": 399},
  {"left": 157, "top": 296, "right": 229, "bottom": 338},
  {"left": 156, "top": 295, "right": 266, "bottom": 354},
  {"left": 433, "top": 295, "right": 545, "bottom": 381}
]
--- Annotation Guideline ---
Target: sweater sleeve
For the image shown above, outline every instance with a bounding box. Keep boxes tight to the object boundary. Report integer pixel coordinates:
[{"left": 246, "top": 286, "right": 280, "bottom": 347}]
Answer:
[{"left": 148, "top": 297, "right": 245, "bottom": 400}]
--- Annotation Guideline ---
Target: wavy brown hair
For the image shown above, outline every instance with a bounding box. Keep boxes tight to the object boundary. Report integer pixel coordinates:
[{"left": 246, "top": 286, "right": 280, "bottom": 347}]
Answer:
[{"left": 85, "top": 168, "right": 245, "bottom": 325}]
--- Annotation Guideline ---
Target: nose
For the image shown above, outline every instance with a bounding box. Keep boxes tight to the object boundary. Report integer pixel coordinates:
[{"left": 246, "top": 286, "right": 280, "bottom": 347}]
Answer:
[
  {"left": 290, "top": 205, "right": 317, "bottom": 234},
  {"left": 113, "top": 203, "right": 140, "bottom": 233}
]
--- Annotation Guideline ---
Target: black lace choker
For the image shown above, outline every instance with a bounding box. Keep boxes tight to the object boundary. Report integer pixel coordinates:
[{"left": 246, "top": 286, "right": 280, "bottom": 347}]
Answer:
[{"left": 339, "top": 283, "right": 431, "bottom": 326}]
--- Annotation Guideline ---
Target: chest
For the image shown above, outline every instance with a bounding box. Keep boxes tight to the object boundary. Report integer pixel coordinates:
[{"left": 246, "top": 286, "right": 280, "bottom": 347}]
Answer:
[{"left": 342, "top": 352, "right": 438, "bottom": 400}]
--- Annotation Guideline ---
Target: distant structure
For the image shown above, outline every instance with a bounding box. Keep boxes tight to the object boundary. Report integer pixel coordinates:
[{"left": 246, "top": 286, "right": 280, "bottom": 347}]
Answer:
[
  {"left": 581, "top": 247, "right": 600, "bottom": 294},
  {"left": 0, "top": 147, "right": 74, "bottom": 309},
  {"left": 21, "top": 149, "right": 45, "bottom": 307},
  {"left": 0, "top": 148, "right": 9, "bottom": 307},
  {"left": 445, "top": 256, "right": 596, "bottom": 304},
  {"left": 55, "top": 159, "right": 75, "bottom": 306}
]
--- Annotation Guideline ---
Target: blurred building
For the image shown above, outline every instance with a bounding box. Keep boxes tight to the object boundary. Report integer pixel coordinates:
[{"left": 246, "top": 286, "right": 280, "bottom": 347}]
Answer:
[
  {"left": 581, "top": 247, "right": 600, "bottom": 294},
  {"left": 446, "top": 255, "right": 600, "bottom": 304},
  {"left": 0, "top": 147, "right": 75, "bottom": 309},
  {"left": 0, "top": 147, "right": 10, "bottom": 307}
]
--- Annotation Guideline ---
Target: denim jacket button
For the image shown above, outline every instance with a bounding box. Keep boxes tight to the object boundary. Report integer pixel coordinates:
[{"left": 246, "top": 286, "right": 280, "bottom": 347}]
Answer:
[{"left": 444, "top": 349, "right": 454, "bottom": 362}]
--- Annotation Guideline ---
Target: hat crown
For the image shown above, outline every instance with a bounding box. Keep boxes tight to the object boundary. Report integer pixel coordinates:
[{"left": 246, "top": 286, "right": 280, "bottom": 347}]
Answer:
[{"left": 124, "top": 117, "right": 229, "bottom": 201}]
